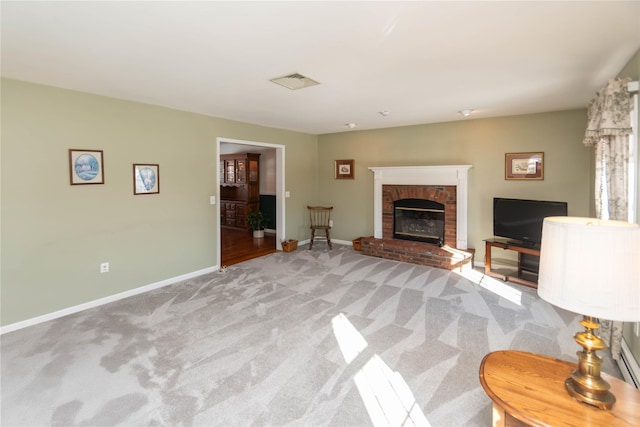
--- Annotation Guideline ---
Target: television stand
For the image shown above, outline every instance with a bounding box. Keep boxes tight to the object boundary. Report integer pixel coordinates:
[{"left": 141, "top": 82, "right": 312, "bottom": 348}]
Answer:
[{"left": 484, "top": 238, "right": 541, "bottom": 289}]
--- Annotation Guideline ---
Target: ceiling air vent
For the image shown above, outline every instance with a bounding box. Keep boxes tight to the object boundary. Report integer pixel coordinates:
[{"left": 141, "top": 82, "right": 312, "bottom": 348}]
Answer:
[{"left": 270, "top": 73, "right": 320, "bottom": 90}]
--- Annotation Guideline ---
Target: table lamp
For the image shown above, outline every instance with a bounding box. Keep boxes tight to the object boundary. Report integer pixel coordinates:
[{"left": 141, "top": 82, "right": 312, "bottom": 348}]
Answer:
[{"left": 537, "top": 217, "right": 640, "bottom": 410}]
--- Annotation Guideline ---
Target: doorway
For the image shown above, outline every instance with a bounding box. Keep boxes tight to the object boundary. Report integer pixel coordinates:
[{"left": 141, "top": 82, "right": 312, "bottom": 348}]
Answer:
[{"left": 216, "top": 137, "right": 285, "bottom": 267}]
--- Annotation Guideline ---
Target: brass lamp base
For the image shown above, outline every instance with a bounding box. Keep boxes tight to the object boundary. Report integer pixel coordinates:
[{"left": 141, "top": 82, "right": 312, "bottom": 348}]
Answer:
[
  {"left": 565, "top": 378, "right": 615, "bottom": 410},
  {"left": 565, "top": 315, "right": 615, "bottom": 410}
]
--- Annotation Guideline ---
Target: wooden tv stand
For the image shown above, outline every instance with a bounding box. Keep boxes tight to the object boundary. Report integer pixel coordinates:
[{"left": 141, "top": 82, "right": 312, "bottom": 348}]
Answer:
[{"left": 484, "top": 238, "right": 540, "bottom": 289}]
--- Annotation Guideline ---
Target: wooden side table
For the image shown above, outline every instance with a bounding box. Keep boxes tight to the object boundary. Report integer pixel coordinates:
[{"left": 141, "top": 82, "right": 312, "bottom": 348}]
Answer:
[{"left": 479, "top": 350, "right": 640, "bottom": 427}]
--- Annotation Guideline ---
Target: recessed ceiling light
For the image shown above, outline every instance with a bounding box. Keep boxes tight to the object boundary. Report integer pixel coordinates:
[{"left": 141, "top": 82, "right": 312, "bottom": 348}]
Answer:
[
  {"left": 270, "top": 73, "right": 320, "bottom": 90},
  {"left": 346, "top": 123, "right": 357, "bottom": 129},
  {"left": 459, "top": 109, "right": 474, "bottom": 117}
]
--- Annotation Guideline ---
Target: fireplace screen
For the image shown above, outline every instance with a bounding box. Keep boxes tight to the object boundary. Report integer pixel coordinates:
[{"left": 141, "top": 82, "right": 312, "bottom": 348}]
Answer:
[{"left": 393, "top": 198, "right": 445, "bottom": 246}]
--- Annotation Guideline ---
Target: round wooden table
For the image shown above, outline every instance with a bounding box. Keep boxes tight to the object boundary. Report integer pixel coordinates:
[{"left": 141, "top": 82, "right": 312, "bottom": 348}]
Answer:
[{"left": 479, "top": 350, "right": 640, "bottom": 427}]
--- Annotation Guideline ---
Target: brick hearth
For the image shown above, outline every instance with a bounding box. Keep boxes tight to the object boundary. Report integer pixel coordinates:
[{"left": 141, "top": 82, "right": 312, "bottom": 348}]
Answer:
[
  {"left": 361, "top": 183, "right": 474, "bottom": 271},
  {"left": 360, "top": 237, "right": 474, "bottom": 271}
]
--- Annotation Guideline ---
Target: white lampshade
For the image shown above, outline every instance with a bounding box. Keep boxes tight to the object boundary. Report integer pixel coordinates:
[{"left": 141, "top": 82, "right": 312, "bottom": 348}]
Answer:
[{"left": 537, "top": 217, "right": 640, "bottom": 322}]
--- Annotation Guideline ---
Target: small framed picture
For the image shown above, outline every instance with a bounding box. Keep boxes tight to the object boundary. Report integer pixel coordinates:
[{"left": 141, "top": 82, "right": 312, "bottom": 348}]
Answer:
[
  {"left": 69, "top": 149, "right": 104, "bottom": 185},
  {"left": 505, "top": 152, "right": 544, "bottom": 180},
  {"left": 133, "top": 164, "right": 160, "bottom": 195},
  {"left": 334, "top": 159, "right": 355, "bottom": 179}
]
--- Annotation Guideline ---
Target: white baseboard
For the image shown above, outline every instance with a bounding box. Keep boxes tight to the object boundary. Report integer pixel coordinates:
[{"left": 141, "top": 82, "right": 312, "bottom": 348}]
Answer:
[
  {"left": 0, "top": 265, "right": 218, "bottom": 335},
  {"left": 331, "top": 239, "right": 352, "bottom": 246},
  {"left": 296, "top": 238, "right": 351, "bottom": 247}
]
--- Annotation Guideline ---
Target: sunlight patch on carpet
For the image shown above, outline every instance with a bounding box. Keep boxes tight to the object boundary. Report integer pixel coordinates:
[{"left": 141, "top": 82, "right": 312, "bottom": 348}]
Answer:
[
  {"left": 332, "top": 313, "right": 431, "bottom": 427},
  {"left": 332, "top": 313, "right": 367, "bottom": 364},
  {"left": 454, "top": 269, "right": 523, "bottom": 306}
]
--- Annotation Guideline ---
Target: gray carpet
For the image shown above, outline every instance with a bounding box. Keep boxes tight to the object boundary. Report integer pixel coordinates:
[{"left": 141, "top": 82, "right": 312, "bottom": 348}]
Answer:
[{"left": 1, "top": 244, "right": 620, "bottom": 426}]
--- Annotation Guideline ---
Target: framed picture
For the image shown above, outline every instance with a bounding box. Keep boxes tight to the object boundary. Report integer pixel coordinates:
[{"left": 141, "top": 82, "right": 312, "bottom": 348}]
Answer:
[
  {"left": 133, "top": 164, "right": 160, "bottom": 195},
  {"left": 334, "top": 159, "right": 355, "bottom": 179},
  {"left": 505, "top": 152, "right": 544, "bottom": 180},
  {"left": 69, "top": 149, "right": 104, "bottom": 185}
]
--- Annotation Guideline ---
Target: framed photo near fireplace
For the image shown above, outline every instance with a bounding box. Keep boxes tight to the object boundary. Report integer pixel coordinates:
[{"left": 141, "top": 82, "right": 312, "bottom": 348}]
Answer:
[
  {"left": 334, "top": 159, "right": 355, "bottom": 179},
  {"left": 505, "top": 152, "right": 544, "bottom": 180}
]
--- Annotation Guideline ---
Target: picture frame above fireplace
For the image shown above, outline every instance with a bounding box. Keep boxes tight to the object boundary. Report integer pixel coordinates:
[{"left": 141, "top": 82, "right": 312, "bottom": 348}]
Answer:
[
  {"left": 334, "top": 159, "right": 355, "bottom": 179},
  {"left": 505, "top": 152, "right": 544, "bottom": 180}
]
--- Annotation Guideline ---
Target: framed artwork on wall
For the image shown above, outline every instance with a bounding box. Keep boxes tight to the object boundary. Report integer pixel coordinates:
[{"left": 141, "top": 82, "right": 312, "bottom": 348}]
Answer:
[
  {"left": 69, "top": 149, "right": 104, "bottom": 185},
  {"left": 133, "top": 164, "right": 160, "bottom": 195},
  {"left": 334, "top": 159, "right": 355, "bottom": 179},
  {"left": 505, "top": 152, "right": 544, "bottom": 180}
]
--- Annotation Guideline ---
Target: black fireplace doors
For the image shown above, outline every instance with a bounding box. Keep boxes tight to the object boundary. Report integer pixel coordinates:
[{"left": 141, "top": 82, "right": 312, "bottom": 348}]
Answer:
[{"left": 393, "top": 198, "right": 445, "bottom": 246}]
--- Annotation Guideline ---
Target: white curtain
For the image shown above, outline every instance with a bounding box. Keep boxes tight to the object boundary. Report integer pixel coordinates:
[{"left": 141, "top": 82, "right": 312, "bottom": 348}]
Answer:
[{"left": 583, "top": 77, "right": 633, "bottom": 360}]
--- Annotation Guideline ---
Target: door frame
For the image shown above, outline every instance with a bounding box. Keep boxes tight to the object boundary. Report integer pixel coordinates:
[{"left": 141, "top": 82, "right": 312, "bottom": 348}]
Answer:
[{"left": 216, "top": 137, "right": 285, "bottom": 267}]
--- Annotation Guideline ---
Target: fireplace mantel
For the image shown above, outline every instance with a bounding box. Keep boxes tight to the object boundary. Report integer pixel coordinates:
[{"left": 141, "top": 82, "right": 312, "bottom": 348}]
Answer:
[{"left": 368, "top": 165, "right": 472, "bottom": 249}]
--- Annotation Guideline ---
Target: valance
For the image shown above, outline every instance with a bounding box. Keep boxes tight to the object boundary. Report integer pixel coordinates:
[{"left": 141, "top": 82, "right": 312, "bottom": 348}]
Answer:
[{"left": 583, "top": 77, "right": 632, "bottom": 146}]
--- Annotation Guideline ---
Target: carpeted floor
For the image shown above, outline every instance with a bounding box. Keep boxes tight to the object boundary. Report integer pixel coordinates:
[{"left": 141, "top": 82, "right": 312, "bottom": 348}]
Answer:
[{"left": 1, "top": 244, "right": 620, "bottom": 426}]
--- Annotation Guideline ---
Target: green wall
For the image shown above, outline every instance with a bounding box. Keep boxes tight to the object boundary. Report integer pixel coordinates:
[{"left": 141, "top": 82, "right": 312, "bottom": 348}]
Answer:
[
  {"left": 1, "top": 78, "right": 318, "bottom": 326},
  {"left": 317, "top": 110, "right": 591, "bottom": 260},
  {"left": 3, "top": 59, "right": 636, "bottom": 329}
]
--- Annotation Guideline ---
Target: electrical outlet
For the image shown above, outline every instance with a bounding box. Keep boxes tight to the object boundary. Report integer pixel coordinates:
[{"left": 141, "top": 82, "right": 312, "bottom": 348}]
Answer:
[
  {"left": 100, "top": 262, "right": 109, "bottom": 273},
  {"left": 285, "top": 191, "right": 291, "bottom": 198}
]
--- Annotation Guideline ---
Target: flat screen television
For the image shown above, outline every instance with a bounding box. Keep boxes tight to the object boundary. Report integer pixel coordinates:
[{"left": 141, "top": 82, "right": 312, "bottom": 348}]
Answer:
[{"left": 493, "top": 197, "right": 568, "bottom": 247}]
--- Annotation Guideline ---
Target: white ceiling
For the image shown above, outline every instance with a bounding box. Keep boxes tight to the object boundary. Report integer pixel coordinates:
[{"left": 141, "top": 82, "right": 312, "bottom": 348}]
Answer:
[{"left": 2, "top": 1, "right": 639, "bottom": 135}]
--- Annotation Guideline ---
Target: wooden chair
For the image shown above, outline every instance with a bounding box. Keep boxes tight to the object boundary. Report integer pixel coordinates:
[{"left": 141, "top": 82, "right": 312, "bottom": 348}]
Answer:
[{"left": 307, "top": 206, "right": 333, "bottom": 249}]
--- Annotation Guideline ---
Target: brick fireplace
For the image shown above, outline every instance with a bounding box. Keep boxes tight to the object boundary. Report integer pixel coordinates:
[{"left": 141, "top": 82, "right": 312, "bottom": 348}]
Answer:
[
  {"left": 361, "top": 165, "right": 474, "bottom": 271},
  {"left": 385, "top": 185, "right": 455, "bottom": 246}
]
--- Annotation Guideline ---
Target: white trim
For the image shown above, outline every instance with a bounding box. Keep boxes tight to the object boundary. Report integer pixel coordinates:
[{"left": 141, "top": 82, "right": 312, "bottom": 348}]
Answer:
[
  {"left": 629, "top": 81, "right": 639, "bottom": 93},
  {"left": 329, "top": 238, "right": 351, "bottom": 246},
  {"left": 297, "top": 238, "right": 350, "bottom": 247},
  {"left": 0, "top": 265, "right": 218, "bottom": 335},
  {"left": 618, "top": 337, "right": 640, "bottom": 388},
  {"left": 368, "top": 165, "right": 472, "bottom": 249},
  {"left": 630, "top": 92, "right": 638, "bottom": 224}
]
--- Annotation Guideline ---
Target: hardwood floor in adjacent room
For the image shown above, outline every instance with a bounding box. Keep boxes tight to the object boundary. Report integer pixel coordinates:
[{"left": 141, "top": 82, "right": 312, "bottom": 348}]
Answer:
[{"left": 221, "top": 227, "right": 277, "bottom": 266}]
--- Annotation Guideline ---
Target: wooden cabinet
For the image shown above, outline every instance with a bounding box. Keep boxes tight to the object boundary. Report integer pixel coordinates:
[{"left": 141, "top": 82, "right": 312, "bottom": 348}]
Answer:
[
  {"left": 220, "top": 201, "right": 251, "bottom": 228},
  {"left": 220, "top": 153, "right": 260, "bottom": 230},
  {"left": 225, "top": 160, "right": 236, "bottom": 183},
  {"left": 221, "top": 153, "right": 259, "bottom": 186}
]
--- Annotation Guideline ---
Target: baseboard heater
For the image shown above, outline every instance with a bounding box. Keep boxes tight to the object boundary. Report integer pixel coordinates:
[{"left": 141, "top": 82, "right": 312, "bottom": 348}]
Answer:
[{"left": 618, "top": 338, "right": 640, "bottom": 388}]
